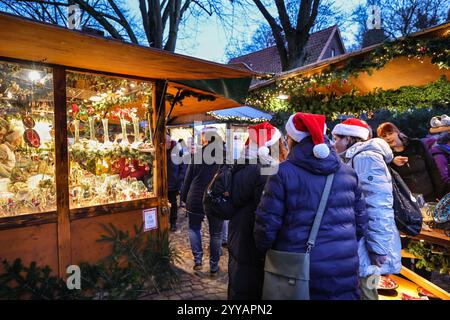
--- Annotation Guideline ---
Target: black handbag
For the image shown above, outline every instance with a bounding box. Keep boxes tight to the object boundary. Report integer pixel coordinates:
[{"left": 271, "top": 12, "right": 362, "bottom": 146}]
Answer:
[
  {"left": 389, "top": 167, "right": 423, "bottom": 236},
  {"left": 262, "top": 173, "right": 334, "bottom": 300}
]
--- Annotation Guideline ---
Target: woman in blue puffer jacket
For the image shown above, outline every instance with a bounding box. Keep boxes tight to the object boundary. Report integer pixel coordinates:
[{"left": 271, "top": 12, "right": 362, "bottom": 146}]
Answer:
[{"left": 254, "top": 112, "right": 368, "bottom": 300}]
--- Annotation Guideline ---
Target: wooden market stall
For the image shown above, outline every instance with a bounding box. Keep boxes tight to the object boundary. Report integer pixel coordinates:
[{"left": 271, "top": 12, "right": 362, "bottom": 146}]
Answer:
[
  {"left": 0, "top": 13, "right": 255, "bottom": 277},
  {"left": 249, "top": 22, "right": 450, "bottom": 300}
]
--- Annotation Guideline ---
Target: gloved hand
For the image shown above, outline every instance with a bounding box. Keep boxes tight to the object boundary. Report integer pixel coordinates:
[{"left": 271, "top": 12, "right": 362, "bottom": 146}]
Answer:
[{"left": 369, "top": 252, "right": 387, "bottom": 267}]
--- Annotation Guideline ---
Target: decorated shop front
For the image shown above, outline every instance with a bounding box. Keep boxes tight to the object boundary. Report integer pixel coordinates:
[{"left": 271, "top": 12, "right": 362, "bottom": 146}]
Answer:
[{"left": 0, "top": 13, "right": 253, "bottom": 278}]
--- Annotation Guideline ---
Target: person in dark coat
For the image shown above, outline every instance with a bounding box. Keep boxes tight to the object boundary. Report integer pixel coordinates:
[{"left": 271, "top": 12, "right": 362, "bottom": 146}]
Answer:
[
  {"left": 254, "top": 113, "right": 368, "bottom": 300},
  {"left": 377, "top": 122, "right": 445, "bottom": 202},
  {"left": 177, "top": 138, "right": 189, "bottom": 208},
  {"left": 228, "top": 122, "right": 285, "bottom": 300},
  {"left": 181, "top": 127, "right": 223, "bottom": 274},
  {"left": 166, "top": 134, "right": 185, "bottom": 232}
]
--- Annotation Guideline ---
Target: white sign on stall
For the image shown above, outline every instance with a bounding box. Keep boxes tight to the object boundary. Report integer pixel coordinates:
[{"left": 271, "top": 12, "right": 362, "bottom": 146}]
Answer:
[{"left": 143, "top": 208, "right": 158, "bottom": 232}]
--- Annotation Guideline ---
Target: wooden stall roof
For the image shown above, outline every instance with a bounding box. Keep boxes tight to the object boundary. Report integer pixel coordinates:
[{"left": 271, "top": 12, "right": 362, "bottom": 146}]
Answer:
[
  {"left": 251, "top": 22, "right": 450, "bottom": 95},
  {"left": 0, "top": 13, "right": 256, "bottom": 116}
]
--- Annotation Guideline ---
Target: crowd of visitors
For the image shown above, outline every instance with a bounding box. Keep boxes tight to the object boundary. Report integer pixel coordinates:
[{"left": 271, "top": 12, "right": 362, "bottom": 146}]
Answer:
[{"left": 165, "top": 113, "right": 449, "bottom": 300}]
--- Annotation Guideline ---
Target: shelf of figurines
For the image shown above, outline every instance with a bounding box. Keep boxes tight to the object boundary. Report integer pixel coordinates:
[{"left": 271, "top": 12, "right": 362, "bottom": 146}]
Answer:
[
  {"left": 68, "top": 136, "right": 155, "bottom": 209},
  {"left": 0, "top": 136, "right": 156, "bottom": 218},
  {"left": 0, "top": 142, "right": 56, "bottom": 217}
]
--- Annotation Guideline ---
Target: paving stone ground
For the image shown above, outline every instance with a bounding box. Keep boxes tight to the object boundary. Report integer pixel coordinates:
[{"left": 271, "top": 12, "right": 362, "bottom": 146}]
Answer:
[{"left": 141, "top": 202, "right": 229, "bottom": 300}]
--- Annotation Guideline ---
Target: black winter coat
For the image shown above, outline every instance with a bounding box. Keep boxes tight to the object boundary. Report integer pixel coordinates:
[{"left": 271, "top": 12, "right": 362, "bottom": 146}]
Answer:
[
  {"left": 181, "top": 145, "right": 220, "bottom": 214},
  {"left": 391, "top": 138, "right": 444, "bottom": 202},
  {"left": 167, "top": 142, "right": 186, "bottom": 192},
  {"left": 228, "top": 161, "right": 268, "bottom": 300}
]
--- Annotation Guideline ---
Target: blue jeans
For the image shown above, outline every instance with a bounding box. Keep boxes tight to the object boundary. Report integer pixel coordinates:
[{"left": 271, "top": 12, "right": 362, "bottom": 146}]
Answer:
[
  {"left": 188, "top": 211, "right": 224, "bottom": 272},
  {"left": 222, "top": 220, "right": 229, "bottom": 243}
]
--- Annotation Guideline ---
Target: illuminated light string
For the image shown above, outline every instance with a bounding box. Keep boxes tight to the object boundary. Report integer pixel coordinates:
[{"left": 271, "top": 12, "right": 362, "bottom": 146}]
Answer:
[
  {"left": 206, "top": 111, "right": 268, "bottom": 124},
  {"left": 247, "top": 36, "right": 449, "bottom": 118}
]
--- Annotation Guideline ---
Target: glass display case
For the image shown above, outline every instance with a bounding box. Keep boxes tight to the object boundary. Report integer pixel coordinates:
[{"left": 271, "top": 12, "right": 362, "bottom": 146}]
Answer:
[
  {"left": 0, "top": 60, "right": 56, "bottom": 217},
  {"left": 66, "top": 71, "right": 155, "bottom": 208}
]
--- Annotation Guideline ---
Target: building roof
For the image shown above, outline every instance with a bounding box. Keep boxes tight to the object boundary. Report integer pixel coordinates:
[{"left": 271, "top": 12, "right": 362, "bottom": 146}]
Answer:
[{"left": 229, "top": 25, "right": 341, "bottom": 73}]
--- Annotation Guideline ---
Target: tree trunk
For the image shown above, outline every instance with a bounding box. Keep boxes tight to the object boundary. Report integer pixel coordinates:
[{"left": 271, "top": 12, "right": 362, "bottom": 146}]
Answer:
[{"left": 253, "top": 0, "right": 320, "bottom": 71}]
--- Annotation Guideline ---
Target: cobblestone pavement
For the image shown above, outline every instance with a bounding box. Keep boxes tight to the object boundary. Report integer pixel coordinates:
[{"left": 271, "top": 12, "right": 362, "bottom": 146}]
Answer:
[{"left": 142, "top": 204, "right": 229, "bottom": 300}]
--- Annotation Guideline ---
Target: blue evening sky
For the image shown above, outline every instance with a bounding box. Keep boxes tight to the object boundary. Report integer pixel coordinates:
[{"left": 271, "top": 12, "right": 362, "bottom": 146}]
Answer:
[{"left": 129, "top": 0, "right": 365, "bottom": 63}]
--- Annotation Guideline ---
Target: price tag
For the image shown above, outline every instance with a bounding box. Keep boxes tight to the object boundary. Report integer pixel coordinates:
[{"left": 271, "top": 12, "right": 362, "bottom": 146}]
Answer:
[{"left": 143, "top": 208, "right": 158, "bottom": 232}]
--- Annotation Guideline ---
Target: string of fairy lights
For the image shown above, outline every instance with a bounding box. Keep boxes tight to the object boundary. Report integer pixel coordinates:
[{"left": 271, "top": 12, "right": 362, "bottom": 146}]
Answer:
[{"left": 246, "top": 35, "right": 450, "bottom": 117}]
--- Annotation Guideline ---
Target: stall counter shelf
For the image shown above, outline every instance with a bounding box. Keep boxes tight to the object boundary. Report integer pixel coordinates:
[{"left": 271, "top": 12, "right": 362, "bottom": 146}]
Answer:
[{"left": 378, "top": 267, "right": 450, "bottom": 300}]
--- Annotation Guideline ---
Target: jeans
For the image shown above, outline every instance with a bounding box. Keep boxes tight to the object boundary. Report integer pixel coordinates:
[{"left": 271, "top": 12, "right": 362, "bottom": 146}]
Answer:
[
  {"left": 188, "top": 211, "right": 224, "bottom": 272},
  {"left": 222, "top": 220, "right": 229, "bottom": 243},
  {"left": 168, "top": 190, "right": 178, "bottom": 226}
]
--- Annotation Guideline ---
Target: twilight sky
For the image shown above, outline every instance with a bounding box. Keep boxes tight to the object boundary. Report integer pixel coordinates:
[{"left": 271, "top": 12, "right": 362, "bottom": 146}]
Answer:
[{"left": 129, "top": 0, "right": 365, "bottom": 63}]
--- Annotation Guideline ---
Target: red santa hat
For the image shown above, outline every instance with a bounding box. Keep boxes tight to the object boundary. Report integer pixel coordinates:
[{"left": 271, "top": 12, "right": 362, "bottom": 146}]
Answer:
[
  {"left": 332, "top": 118, "right": 370, "bottom": 141},
  {"left": 245, "top": 121, "right": 281, "bottom": 158},
  {"left": 285, "top": 112, "right": 330, "bottom": 159}
]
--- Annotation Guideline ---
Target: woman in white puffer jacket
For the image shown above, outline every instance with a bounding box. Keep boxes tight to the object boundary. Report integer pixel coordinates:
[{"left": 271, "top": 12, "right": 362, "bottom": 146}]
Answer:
[{"left": 332, "top": 118, "right": 402, "bottom": 300}]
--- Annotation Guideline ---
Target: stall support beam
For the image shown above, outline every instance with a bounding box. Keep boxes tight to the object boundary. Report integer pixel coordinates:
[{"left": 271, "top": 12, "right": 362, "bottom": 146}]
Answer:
[
  {"left": 401, "top": 266, "right": 450, "bottom": 300},
  {"left": 53, "top": 66, "right": 72, "bottom": 278},
  {"left": 153, "top": 81, "right": 169, "bottom": 232}
]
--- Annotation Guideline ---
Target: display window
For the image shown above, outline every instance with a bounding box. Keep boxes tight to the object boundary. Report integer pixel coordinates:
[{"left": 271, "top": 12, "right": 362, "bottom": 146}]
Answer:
[
  {"left": 66, "top": 71, "right": 155, "bottom": 208},
  {"left": 0, "top": 60, "right": 56, "bottom": 217}
]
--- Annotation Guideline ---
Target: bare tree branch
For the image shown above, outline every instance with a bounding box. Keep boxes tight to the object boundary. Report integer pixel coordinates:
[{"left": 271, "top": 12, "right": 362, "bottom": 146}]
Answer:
[
  {"left": 107, "top": 0, "right": 138, "bottom": 43},
  {"left": 71, "top": 0, "right": 123, "bottom": 40}
]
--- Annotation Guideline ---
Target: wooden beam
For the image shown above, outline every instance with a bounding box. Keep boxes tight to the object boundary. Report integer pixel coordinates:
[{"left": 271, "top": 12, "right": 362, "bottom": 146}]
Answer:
[
  {"left": 401, "top": 249, "right": 417, "bottom": 259},
  {"left": 400, "top": 266, "right": 450, "bottom": 300},
  {"left": 0, "top": 13, "right": 254, "bottom": 81},
  {"left": 153, "top": 81, "right": 169, "bottom": 233},
  {"left": 53, "top": 66, "right": 72, "bottom": 278}
]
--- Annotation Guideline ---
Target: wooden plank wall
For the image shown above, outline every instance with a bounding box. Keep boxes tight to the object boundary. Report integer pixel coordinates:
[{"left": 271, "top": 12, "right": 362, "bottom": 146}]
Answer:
[
  {"left": 0, "top": 223, "right": 58, "bottom": 274},
  {"left": 70, "top": 209, "right": 155, "bottom": 264}
]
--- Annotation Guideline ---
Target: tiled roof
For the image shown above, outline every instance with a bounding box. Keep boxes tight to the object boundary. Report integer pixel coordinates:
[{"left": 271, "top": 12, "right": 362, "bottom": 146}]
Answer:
[{"left": 229, "top": 25, "right": 339, "bottom": 73}]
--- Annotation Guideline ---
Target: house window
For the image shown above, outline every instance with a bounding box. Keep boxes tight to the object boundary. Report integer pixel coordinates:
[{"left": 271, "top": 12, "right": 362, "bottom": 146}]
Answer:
[{"left": 331, "top": 48, "right": 336, "bottom": 57}]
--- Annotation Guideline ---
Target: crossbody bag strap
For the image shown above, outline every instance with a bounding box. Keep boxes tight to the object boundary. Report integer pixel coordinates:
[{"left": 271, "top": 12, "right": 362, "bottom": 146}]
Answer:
[{"left": 306, "top": 173, "right": 335, "bottom": 253}]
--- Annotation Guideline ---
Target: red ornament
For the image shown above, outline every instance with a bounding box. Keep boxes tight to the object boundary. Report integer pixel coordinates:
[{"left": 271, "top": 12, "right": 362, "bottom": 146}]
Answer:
[
  {"left": 24, "top": 129, "right": 41, "bottom": 148},
  {"left": 307, "top": 87, "right": 313, "bottom": 93},
  {"left": 342, "top": 79, "right": 348, "bottom": 85},
  {"left": 71, "top": 103, "right": 79, "bottom": 114}
]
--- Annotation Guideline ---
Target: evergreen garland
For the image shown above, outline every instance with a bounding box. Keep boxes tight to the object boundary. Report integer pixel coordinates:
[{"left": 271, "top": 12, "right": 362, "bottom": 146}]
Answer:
[
  {"left": 247, "top": 35, "right": 450, "bottom": 117},
  {"left": 257, "top": 76, "right": 449, "bottom": 120},
  {"left": 166, "top": 89, "right": 216, "bottom": 107}
]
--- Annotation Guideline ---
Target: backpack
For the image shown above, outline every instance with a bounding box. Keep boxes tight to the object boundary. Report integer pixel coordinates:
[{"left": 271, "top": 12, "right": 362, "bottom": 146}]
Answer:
[
  {"left": 388, "top": 167, "right": 423, "bottom": 236},
  {"left": 351, "top": 153, "right": 422, "bottom": 236},
  {"left": 202, "top": 164, "right": 236, "bottom": 220}
]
